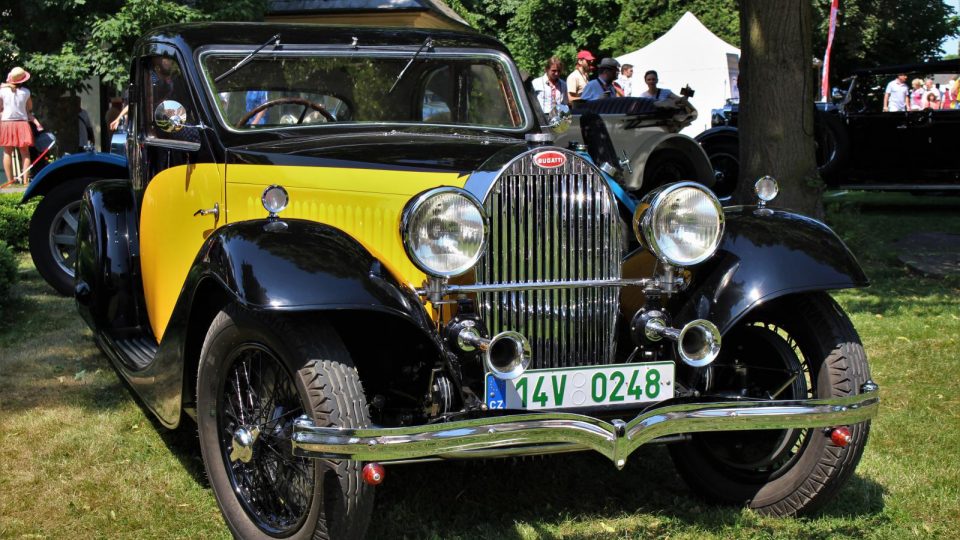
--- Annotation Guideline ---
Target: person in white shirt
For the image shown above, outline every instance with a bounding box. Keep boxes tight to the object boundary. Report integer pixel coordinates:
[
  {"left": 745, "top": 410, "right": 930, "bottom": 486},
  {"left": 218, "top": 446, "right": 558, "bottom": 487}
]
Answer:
[
  {"left": 883, "top": 73, "right": 909, "bottom": 112},
  {"left": 531, "top": 57, "right": 569, "bottom": 114},
  {"left": 614, "top": 64, "right": 633, "bottom": 97},
  {"left": 1, "top": 67, "right": 43, "bottom": 184}
]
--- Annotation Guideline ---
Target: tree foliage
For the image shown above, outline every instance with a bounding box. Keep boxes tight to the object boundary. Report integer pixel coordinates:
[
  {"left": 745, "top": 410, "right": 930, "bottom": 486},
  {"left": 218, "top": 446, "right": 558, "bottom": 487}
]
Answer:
[
  {"left": 0, "top": 0, "right": 265, "bottom": 93},
  {"left": 813, "top": 0, "right": 959, "bottom": 81},
  {"left": 447, "top": 0, "right": 621, "bottom": 75},
  {"left": 604, "top": 0, "right": 740, "bottom": 53}
]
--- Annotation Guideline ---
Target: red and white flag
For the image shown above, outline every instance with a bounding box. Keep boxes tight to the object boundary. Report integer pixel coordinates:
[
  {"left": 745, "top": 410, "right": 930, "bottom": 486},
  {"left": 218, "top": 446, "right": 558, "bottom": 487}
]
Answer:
[{"left": 822, "top": 0, "right": 840, "bottom": 101}]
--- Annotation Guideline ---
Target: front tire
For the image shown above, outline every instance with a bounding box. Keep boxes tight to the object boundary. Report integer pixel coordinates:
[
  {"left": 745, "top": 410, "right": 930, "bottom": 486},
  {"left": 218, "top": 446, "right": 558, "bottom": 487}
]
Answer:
[
  {"left": 700, "top": 137, "right": 739, "bottom": 201},
  {"left": 669, "top": 293, "right": 871, "bottom": 516},
  {"left": 197, "top": 305, "right": 373, "bottom": 539},
  {"left": 28, "top": 178, "right": 92, "bottom": 296}
]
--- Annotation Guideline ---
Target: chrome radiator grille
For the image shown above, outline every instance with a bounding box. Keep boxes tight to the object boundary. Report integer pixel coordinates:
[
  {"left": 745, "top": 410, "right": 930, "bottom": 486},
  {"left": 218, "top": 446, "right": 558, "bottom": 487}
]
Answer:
[{"left": 475, "top": 151, "right": 622, "bottom": 369}]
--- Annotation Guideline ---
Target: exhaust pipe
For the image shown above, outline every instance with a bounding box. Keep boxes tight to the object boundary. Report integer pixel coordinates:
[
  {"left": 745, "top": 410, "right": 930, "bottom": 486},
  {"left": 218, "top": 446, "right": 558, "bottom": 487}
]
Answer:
[
  {"left": 458, "top": 327, "right": 531, "bottom": 380},
  {"left": 643, "top": 316, "right": 721, "bottom": 367}
]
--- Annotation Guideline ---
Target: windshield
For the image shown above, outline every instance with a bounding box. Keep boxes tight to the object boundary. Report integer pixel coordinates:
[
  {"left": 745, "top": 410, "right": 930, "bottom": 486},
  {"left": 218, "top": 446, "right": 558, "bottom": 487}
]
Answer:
[{"left": 200, "top": 50, "right": 527, "bottom": 132}]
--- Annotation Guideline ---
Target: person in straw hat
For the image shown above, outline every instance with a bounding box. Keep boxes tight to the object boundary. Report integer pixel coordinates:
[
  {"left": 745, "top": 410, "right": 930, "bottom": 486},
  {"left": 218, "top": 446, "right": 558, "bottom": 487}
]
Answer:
[{"left": 1, "top": 67, "right": 43, "bottom": 184}]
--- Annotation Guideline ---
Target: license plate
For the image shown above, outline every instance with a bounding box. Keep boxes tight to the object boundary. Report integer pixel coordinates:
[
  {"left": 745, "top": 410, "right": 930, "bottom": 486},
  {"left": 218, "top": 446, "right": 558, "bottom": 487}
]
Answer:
[{"left": 484, "top": 362, "right": 674, "bottom": 411}]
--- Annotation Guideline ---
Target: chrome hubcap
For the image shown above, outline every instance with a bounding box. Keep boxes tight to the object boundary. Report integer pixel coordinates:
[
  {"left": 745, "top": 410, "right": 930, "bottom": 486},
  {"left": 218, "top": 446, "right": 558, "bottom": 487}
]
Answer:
[{"left": 229, "top": 425, "right": 260, "bottom": 463}]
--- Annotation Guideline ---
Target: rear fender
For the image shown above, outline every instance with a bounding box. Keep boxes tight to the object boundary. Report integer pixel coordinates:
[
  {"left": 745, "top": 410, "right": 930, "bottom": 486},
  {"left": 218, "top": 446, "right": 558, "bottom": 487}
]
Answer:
[
  {"left": 671, "top": 207, "right": 868, "bottom": 334},
  {"left": 624, "top": 132, "right": 715, "bottom": 191},
  {"left": 21, "top": 152, "right": 128, "bottom": 202},
  {"left": 75, "top": 179, "right": 143, "bottom": 332},
  {"left": 694, "top": 126, "right": 739, "bottom": 146}
]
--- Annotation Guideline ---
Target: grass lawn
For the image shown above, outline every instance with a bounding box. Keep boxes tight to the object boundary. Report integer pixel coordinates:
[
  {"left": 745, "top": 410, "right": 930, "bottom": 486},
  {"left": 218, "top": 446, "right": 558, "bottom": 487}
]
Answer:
[{"left": 1, "top": 192, "right": 958, "bottom": 539}]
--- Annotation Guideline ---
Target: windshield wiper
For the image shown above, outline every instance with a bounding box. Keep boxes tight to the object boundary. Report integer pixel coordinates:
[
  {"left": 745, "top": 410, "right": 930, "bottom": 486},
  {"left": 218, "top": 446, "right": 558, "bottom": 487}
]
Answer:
[
  {"left": 388, "top": 37, "right": 434, "bottom": 94},
  {"left": 214, "top": 33, "right": 281, "bottom": 83}
]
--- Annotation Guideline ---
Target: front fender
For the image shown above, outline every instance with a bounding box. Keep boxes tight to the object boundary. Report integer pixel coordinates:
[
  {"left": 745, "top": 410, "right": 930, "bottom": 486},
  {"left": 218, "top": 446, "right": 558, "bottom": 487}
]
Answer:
[
  {"left": 674, "top": 207, "right": 868, "bottom": 334},
  {"left": 137, "top": 219, "right": 442, "bottom": 428},
  {"left": 22, "top": 151, "right": 128, "bottom": 202},
  {"left": 195, "top": 219, "right": 430, "bottom": 321}
]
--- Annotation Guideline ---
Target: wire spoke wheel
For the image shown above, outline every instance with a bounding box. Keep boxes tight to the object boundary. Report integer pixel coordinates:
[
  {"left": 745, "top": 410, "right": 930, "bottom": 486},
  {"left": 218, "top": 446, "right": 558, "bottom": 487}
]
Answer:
[
  {"left": 198, "top": 305, "right": 374, "bottom": 539},
  {"left": 218, "top": 344, "right": 313, "bottom": 535},
  {"left": 669, "top": 293, "right": 873, "bottom": 517},
  {"left": 695, "top": 322, "right": 812, "bottom": 479}
]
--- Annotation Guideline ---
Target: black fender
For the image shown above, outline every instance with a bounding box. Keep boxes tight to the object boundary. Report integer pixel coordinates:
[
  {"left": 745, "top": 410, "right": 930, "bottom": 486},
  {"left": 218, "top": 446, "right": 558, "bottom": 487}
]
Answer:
[
  {"left": 141, "top": 219, "right": 443, "bottom": 428},
  {"left": 694, "top": 126, "right": 739, "bottom": 146},
  {"left": 672, "top": 207, "right": 868, "bottom": 335},
  {"left": 75, "top": 179, "right": 144, "bottom": 333},
  {"left": 21, "top": 151, "right": 128, "bottom": 202}
]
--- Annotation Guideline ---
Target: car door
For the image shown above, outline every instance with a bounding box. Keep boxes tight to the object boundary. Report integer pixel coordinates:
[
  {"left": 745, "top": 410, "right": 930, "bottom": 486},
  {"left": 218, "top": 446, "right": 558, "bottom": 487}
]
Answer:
[
  {"left": 130, "top": 43, "right": 224, "bottom": 343},
  {"left": 842, "top": 75, "right": 930, "bottom": 183},
  {"left": 925, "top": 105, "right": 960, "bottom": 181}
]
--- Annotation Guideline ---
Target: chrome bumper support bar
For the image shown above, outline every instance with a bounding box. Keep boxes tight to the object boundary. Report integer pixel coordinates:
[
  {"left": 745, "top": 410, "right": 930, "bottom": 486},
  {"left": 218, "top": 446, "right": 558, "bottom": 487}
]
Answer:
[
  {"left": 292, "top": 385, "right": 879, "bottom": 469},
  {"left": 416, "top": 278, "right": 652, "bottom": 296}
]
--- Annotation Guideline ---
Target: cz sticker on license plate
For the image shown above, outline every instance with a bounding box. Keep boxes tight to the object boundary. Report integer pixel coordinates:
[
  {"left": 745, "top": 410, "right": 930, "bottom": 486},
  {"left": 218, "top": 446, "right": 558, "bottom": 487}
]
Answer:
[{"left": 485, "top": 362, "right": 674, "bottom": 411}]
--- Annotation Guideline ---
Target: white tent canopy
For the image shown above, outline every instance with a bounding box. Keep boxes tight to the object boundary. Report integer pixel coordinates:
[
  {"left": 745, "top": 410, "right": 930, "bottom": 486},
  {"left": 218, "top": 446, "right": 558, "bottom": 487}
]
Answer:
[{"left": 616, "top": 11, "right": 740, "bottom": 136}]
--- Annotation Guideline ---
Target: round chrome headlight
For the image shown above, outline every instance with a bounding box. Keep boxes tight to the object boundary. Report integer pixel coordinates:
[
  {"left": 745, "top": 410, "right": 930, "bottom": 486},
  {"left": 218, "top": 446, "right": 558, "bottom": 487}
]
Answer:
[
  {"left": 633, "top": 182, "right": 724, "bottom": 267},
  {"left": 402, "top": 188, "right": 487, "bottom": 277}
]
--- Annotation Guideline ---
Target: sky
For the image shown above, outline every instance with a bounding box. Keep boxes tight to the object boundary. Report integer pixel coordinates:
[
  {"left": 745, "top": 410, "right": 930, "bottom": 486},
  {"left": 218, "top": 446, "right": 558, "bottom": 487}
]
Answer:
[{"left": 945, "top": 0, "right": 960, "bottom": 56}]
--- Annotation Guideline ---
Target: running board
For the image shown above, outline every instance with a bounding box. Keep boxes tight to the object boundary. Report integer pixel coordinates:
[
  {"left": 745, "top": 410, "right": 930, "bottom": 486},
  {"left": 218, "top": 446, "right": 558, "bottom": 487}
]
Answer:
[
  {"left": 113, "top": 335, "right": 158, "bottom": 370},
  {"left": 838, "top": 184, "right": 960, "bottom": 191}
]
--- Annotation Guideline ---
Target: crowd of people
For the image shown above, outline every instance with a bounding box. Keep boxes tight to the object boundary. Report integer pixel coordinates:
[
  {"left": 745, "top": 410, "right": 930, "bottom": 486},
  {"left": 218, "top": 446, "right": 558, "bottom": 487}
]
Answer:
[
  {"left": 883, "top": 73, "right": 958, "bottom": 112},
  {"left": 530, "top": 49, "right": 686, "bottom": 115}
]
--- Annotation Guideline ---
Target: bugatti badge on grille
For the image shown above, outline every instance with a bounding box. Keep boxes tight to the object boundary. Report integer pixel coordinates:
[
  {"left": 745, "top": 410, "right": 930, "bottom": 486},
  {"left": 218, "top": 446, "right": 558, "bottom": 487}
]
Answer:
[{"left": 533, "top": 151, "right": 566, "bottom": 169}]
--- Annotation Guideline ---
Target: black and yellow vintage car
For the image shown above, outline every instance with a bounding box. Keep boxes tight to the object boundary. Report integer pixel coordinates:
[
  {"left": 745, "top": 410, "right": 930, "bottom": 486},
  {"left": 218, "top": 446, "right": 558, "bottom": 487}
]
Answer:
[{"left": 67, "top": 23, "right": 878, "bottom": 538}]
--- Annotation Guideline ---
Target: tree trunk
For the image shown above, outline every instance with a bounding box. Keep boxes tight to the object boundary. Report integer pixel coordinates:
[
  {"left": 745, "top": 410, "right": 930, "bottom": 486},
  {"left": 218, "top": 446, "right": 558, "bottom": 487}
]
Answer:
[
  {"left": 33, "top": 91, "right": 80, "bottom": 159},
  {"left": 738, "top": 0, "right": 823, "bottom": 219}
]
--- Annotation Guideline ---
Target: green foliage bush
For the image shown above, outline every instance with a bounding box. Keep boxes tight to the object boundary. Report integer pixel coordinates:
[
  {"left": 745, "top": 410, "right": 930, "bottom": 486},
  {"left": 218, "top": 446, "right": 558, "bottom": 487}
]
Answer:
[
  {"left": 0, "top": 239, "right": 17, "bottom": 317},
  {"left": 0, "top": 193, "right": 37, "bottom": 252}
]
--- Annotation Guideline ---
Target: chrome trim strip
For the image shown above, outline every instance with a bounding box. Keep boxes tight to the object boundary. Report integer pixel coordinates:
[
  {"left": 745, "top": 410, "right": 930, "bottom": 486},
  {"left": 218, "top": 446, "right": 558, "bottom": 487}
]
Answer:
[
  {"left": 419, "top": 278, "right": 650, "bottom": 295},
  {"left": 292, "top": 389, "right": 880, "bottom": 467}
]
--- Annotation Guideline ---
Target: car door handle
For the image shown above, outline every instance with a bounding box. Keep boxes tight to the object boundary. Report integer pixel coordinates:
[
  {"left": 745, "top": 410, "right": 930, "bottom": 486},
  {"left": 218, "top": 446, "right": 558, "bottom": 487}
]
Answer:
[{"left": 194, "top": 202, "right": 219, "bottom": 219}]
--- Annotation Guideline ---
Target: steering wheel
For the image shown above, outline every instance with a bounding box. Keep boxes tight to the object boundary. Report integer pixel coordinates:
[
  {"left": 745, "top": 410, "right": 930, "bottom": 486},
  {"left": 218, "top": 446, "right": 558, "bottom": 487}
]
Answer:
[{"left": 236, "top": 97, "right": 336, "bottom": 127}]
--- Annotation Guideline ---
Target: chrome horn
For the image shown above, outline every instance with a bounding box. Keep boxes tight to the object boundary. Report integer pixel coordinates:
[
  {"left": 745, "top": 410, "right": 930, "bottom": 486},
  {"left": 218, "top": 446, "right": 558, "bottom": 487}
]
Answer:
[
  {"left": 458, "top": 326, "right": 531, "bottom": 380},
  {"left": 643, "top": 314, "right": 721, "bottom": 368}
]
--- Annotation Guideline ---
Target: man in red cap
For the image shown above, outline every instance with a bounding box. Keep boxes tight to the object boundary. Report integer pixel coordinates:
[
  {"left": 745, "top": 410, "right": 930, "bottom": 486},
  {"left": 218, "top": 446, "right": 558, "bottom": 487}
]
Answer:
[{"left": 567, "top": 50, "right": 595, "bottom": 105}]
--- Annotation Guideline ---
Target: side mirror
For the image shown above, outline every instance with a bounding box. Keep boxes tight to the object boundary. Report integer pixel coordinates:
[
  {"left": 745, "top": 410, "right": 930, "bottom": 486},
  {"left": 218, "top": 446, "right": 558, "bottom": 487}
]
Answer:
[
  {"left": 546, "top": 105, "right": 572, "bottom": 134},
  {"left": 154, "top": 100, "right": 189, "bottom": 133}
]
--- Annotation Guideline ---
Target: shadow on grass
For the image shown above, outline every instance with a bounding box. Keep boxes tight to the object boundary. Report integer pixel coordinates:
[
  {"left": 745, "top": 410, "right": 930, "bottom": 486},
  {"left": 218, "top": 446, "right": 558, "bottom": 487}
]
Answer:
[{"left": 368, "top": 445, "right": 886, "bottom": 539}]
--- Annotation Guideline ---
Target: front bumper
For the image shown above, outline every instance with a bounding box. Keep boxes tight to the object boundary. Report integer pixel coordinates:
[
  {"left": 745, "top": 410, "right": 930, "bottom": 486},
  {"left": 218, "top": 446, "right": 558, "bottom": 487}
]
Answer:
[{"left": 292, "top": 383, "right": 879, "bottom": 468}]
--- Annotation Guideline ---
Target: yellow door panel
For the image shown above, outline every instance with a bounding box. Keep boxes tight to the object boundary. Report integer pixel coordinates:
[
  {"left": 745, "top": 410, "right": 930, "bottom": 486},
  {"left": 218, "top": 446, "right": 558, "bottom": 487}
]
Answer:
[{"left": 140, "top": 163, "right": 223, "bottom": 341}]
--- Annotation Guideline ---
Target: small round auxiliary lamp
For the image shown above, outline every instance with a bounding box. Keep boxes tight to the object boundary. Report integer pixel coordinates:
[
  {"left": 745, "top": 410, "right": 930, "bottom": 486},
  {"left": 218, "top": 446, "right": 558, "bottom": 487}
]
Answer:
[
  {"left": 754, "top": 175, "right": 779, "bottom": 209},
  {"left": 262, "top": 185, "right": 289, "bottom": 218}
]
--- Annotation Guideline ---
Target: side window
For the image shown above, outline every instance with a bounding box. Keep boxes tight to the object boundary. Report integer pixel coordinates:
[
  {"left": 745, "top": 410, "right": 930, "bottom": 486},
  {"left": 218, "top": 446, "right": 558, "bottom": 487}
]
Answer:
[
  {"left": 140, "top": 54, "right": 194, "bottom": 140},
  {"left": 420, "top": 63, "right": 522, "bottom": 128},
  {"left": 465, "top": 64, "right": 518, "bottom": 126}
]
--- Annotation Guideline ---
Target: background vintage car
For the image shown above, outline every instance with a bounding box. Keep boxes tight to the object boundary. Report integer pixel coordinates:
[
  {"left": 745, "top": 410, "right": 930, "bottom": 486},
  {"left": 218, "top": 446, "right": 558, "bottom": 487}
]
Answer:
[
  {"left": 699, "top": 59, "right": 960, "bottom": 194},
  {"left": 560, "top": 97, "right": 718, "bottom": 197}
]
